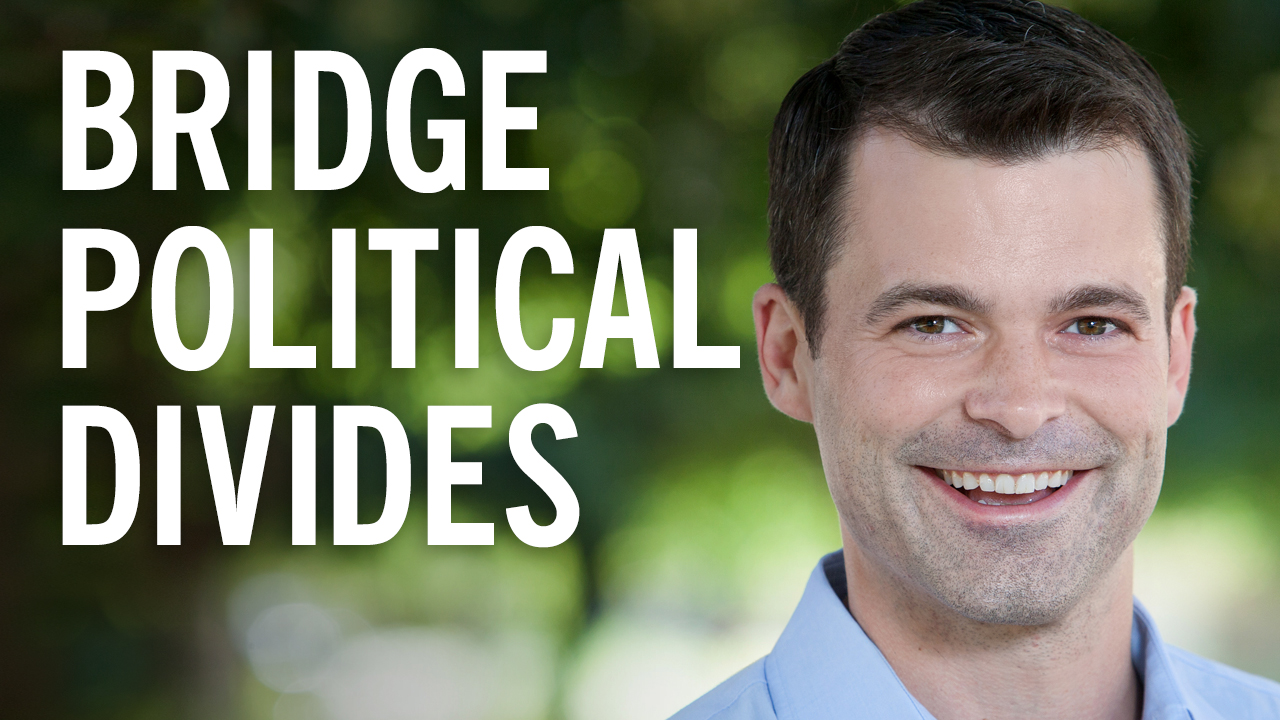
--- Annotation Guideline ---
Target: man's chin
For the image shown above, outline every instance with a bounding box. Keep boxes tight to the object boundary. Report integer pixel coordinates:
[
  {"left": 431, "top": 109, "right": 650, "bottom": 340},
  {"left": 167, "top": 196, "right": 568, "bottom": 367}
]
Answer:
[
  {"left": 938, "top": 585, "right": 1081, "bottom": 627},
  {"left": 901, "top": 527, "right": 1104, "bottom": 627},
  {"left": 905, "top": 532, "right": 1123, "bottom": 629}
]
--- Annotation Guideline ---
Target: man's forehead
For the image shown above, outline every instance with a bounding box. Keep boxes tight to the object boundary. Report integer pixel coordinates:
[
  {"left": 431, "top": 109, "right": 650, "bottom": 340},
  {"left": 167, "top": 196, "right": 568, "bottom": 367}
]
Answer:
[
  {"left": 844, "top": 128, "right": 1157, "bottom": 225},
  {"left": 832, "top": 128, "right": 1166, "bottom": 308}
]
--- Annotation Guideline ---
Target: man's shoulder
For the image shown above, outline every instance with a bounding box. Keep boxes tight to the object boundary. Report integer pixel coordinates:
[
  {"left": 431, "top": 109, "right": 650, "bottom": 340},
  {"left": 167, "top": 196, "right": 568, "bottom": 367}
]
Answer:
[
  {"left": 668, "top": 657, "right": 777, "bottom": 720},
  {"left": 1167, "top": 645, "right": 1280, "bottom": 716}
]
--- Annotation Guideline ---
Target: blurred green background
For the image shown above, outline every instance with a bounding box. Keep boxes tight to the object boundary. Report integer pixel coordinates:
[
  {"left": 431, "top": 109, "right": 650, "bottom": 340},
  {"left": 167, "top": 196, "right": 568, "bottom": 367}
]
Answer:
[{"left": 2, "top": 0, "right": 1280, "bottom": 717}]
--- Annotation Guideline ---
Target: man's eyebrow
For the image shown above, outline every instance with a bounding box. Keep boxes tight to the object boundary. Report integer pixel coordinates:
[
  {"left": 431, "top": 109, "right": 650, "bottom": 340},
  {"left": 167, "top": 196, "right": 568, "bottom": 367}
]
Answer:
[
  {"left": 1048, "top": 284, "right": 1152, "bottom": 324},
  {"left": 864, "top": 283, "right": 993, "bottom": 325}
]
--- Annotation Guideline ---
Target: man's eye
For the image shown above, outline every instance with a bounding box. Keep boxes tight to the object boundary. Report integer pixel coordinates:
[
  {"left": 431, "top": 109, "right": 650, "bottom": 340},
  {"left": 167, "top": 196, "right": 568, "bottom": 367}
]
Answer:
[
  {"left": 1065, "top": 317, "right": 1117, "bottom": 336},
  {"left": 910, "top": 316, "right": 962, "bottom": 335}
]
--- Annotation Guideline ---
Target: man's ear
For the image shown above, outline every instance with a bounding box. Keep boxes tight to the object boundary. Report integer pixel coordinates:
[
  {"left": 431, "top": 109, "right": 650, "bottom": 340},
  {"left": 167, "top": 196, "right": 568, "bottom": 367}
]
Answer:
[
  {"left": 1166, "top": 286, "right": 1197, "bottom": 426},
  {"left": 753, "top": 283, "right": 815, "bottom": 423}
]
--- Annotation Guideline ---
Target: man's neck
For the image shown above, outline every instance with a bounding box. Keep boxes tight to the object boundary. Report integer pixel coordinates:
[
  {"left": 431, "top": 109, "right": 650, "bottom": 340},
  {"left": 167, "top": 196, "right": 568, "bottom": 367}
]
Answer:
[{"left": 842, "top": 535, "right": 1141, "bottom": 720}]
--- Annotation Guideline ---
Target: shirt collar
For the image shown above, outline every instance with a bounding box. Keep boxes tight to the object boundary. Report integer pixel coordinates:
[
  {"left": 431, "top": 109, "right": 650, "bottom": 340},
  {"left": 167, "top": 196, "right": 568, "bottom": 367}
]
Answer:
[
  {"left": 766, "top": 551, "right": 1218, "bottom": 720},
  {"left": 764, "top": 552, "right": 935, "bottom": 720},
  {"left": 1132, "top": 599, "right": 1220, "bottom": 720}
]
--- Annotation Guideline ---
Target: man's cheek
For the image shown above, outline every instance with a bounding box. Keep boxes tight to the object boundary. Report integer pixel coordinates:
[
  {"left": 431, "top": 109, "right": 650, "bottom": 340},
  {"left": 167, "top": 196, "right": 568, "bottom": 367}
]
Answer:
[
  {"left": 846, "top": 356, "right": 967, "bottom": 422},
  {"left": 1062, "top": 356, "right": 1166, "bottom": 439}
]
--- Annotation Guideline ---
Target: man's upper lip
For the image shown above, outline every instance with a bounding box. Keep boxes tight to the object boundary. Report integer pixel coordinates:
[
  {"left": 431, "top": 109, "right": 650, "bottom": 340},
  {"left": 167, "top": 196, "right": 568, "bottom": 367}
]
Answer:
[{"left": 923, "top": 465, "right": 1090, "bottom": 474}]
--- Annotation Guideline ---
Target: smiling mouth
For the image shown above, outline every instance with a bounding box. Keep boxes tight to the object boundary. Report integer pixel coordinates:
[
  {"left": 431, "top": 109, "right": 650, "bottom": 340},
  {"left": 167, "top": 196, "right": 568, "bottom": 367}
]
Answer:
[{"left": 929, "top": 468, "right": 1076, "bottom": 506}]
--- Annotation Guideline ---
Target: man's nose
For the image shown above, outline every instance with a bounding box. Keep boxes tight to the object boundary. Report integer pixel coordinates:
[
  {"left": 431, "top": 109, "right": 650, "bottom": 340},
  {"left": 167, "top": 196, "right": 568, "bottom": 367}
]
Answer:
[{"left": 963, "top": 334, "right": 1066, "bottom": 440}]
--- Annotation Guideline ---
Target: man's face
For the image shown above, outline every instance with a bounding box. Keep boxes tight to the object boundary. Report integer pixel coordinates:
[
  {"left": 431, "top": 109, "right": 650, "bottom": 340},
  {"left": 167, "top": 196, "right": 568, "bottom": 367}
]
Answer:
[{"left": 758, "top": 129, "right": 1196, "bottom": 625}]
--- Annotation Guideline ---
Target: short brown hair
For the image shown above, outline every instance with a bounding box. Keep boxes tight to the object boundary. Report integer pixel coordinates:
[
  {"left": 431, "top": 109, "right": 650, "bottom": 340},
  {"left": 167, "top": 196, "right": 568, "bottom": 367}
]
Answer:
[{"left": 769, "top": 0, "right": 1191, "bottom": 353}]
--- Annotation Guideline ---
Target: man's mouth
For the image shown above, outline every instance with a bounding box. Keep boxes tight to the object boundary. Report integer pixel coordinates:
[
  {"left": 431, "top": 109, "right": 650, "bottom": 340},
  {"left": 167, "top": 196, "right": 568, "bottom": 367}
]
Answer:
[{"left": 929, "top": 468, "right": 1076, "bottom": 506}]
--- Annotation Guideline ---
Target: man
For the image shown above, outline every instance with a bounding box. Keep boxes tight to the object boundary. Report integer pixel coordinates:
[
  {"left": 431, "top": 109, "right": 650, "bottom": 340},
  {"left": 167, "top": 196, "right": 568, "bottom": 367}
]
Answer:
[{"left": 673, "top": 1, "right": 1280, "bottom": 719}]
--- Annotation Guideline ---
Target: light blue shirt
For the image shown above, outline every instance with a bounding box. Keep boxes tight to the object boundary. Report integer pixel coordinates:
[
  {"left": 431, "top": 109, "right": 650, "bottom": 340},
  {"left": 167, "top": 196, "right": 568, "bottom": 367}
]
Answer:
[{"left": 672, "top": 551, "right": 1280, "bottom": 720}]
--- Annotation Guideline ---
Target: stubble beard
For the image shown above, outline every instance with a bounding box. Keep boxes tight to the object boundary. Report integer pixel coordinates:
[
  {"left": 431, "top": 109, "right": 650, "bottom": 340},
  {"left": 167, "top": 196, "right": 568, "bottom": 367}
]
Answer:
[{"left": 824, "top": 417, "right": 1164, "bottom": 627}]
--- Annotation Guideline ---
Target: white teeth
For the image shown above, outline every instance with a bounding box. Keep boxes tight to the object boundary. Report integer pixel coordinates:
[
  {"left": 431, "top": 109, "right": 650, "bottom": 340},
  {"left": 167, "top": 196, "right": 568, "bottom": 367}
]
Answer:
[{"left": 939, "top": 469, "right": 1077, "bottom": 496}]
